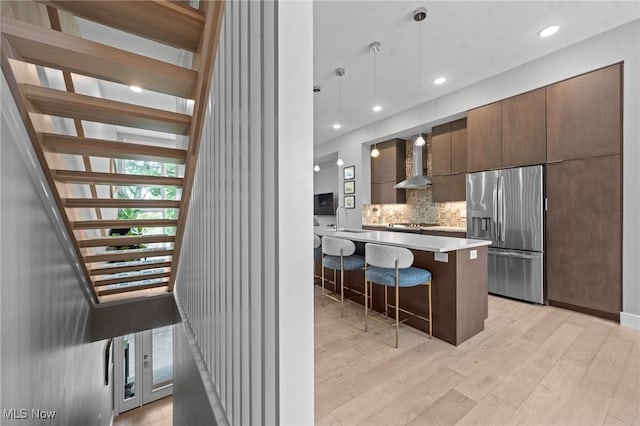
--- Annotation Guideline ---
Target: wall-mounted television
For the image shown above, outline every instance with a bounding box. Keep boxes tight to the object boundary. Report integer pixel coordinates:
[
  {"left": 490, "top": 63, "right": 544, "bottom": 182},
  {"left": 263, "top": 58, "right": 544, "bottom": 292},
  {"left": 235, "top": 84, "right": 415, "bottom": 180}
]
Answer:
[{"left": 314, "top": 192, "right": 335, "bottom": 215}]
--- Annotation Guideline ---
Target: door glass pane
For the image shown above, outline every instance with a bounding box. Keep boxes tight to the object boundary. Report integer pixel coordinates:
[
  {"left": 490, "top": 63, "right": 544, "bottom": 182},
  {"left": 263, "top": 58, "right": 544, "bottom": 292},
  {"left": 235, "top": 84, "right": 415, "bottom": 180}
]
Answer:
[
  {"left": 152, "top": 326, "right": 173, "bottom": 389},
  {"left": 123, "top": 334, "right": 136, "bottom": 399}
]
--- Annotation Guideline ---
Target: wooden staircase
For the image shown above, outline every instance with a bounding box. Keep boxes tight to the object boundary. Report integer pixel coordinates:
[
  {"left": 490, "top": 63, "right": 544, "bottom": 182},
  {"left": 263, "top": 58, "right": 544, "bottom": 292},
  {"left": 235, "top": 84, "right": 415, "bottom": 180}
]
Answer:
[{"left": 1, "top": 1, "right": 225, "bottom": 302}]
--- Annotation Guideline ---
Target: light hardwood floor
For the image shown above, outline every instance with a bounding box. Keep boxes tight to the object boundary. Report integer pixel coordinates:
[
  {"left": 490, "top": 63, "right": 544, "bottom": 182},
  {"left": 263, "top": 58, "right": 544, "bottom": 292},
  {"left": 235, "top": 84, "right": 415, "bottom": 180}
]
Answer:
[
  {"left": 113, "top": 396, "right": 172, "bottom": 426},
  {"left": 314, "top": 287, "right": 640, "bottom": 425}
]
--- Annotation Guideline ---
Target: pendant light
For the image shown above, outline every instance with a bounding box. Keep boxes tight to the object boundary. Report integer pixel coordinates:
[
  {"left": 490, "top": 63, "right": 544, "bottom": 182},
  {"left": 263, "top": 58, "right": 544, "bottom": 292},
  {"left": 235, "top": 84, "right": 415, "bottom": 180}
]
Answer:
[
  {"left": 370, "top": 41, "right": 381, "bottom": 158},
  {"left": 335, "top": 67, "right": 345, "bottom": 166},
  {"left": 414, "top": 7, "right": 427, "bottom": 147}
]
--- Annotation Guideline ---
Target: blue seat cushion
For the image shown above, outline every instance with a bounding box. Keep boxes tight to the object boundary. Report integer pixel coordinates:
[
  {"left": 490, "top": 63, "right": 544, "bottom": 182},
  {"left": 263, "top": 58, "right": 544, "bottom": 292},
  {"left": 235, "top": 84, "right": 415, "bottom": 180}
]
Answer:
[
  {"left": 322, "top": 254, "right": 365, "bottom": 271},
  {"left": 314, "top": 246, "right": 322, "bottom": 261},
  {"left": 366, "top": 266, "right": 431, "bottom": 287}
]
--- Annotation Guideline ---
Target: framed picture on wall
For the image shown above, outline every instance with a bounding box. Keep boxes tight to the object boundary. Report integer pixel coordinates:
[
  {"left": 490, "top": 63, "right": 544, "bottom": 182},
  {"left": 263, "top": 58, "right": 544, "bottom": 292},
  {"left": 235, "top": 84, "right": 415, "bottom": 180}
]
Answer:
[
  {"left": 343, "top": 165, "right": 355, "bottom": 180},
  {"left": 344, "top": 195, "right": 355, "bottom": 209},
  {"left": 344, "top": 181, "right": 355, "bottom": 194}
]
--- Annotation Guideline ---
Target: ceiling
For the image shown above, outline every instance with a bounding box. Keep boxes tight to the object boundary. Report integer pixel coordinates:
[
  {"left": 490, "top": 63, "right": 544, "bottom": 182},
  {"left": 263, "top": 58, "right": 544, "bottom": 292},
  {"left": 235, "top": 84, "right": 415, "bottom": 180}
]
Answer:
[{"left": 313, "top": 1, "right": 640, "bottom": 146}]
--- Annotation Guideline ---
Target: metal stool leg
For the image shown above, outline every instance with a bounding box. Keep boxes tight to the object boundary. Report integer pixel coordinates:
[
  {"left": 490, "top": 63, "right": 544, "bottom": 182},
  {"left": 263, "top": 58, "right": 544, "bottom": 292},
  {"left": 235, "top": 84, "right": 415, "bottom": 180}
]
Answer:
[
  {"left": 395, "top": 278, "right": 400, "bottom": 349},
  {"left": 428, "top": 279, "right": 432, "bottom": 338},
  {"left": 364, "top": 264, "right": 368, "bottom": 332},
  {"left": 340, "top": 256, "right": 345, "bottom": 318},
  {"left": 321, "top": 253, "right": 325, "bottom": 307}
]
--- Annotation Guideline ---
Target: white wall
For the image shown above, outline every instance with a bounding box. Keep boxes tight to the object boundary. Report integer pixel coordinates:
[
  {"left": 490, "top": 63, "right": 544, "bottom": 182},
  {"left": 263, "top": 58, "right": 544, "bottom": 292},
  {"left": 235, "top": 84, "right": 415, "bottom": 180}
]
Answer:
[
  {"left": 1, "top": 74, "right": 113, "bottom": 426},
  {"left": 314, "top": 160, "right": 338, "bottom": 194},
  {"left": 314, "top": 20, "right": 640, "bottom": 320},
  {"left": 278, "top": 1, "right": 314, "bottom": 423},
  {"left": 173, "top": 1, "right": 314, "bottom": 424}
]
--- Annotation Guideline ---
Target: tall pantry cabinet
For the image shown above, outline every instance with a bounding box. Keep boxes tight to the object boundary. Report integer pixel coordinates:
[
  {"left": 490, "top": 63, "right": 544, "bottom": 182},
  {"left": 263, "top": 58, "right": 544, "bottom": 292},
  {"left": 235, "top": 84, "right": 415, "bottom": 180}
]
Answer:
[{"left": 545, "top": 63, "right": 622, "bottom": 320}]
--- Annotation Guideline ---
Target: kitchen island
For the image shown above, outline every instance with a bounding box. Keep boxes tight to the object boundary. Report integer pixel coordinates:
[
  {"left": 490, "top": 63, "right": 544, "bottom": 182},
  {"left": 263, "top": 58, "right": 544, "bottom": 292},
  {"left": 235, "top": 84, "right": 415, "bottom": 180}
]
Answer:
[{"left": 314, "top": 227, "right": 491, "bottom": 346}]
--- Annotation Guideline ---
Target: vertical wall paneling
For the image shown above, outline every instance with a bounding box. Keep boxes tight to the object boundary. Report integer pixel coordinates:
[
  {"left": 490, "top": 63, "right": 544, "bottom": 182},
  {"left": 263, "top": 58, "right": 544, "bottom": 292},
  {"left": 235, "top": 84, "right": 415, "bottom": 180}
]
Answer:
[
  {"left": 239, "top": 2, "right": 251, "bottom": 423},
  {"left": 173, "top": 0, "right": 316, "bottom": 424},
  {"left": 231, "top": 1, "right": 241, "bottom": 423},
  {"left": 262, "top": 1, "right": 278, "bottom": 423},
  {"left": 247, "top": 2, "right": 264, "bottom": 422}
]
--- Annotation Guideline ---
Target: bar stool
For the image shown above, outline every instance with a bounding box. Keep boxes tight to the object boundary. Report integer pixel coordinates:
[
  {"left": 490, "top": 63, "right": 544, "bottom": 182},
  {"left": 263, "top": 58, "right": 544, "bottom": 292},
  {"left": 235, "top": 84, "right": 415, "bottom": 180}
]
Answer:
[
  {"left": 364, "top": 243, "right": 432, "bottom": 348},
  {"left": 313, "top": 235, "right": 322, "bottom": 286},
  {"left": 322, "top": 236, "right": 365, "bottom": 317}
]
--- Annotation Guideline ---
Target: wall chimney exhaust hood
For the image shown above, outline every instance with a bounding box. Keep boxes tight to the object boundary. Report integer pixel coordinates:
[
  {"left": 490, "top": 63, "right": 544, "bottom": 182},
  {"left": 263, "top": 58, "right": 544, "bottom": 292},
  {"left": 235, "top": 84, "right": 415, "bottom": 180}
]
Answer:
[{"left": 394, "top": 136, "right": 432, "bottom": 189}]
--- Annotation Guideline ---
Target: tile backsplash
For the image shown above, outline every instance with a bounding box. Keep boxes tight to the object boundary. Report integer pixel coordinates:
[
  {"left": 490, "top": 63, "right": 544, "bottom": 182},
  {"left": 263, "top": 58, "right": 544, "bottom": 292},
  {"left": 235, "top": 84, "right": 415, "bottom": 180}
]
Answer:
[{"left": 362, "top": 137, "right": 467, "bottom": 228}]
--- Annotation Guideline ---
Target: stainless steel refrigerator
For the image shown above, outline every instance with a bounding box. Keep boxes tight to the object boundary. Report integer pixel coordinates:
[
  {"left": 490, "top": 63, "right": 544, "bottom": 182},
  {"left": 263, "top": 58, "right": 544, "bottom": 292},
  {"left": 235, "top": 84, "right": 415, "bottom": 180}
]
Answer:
[{"left": 466, "top": 165, "right": 544, "bottom": 304}]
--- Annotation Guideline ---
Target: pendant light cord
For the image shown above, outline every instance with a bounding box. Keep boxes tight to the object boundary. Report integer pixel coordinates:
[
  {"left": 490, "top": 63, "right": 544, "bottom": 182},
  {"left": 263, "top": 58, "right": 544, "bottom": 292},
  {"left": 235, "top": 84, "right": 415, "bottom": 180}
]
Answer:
[
  {"left": 373, "top": 47, "right": 378, "bottom": 140},
  {"left": 338, "top": 74, "right": 342, "bottom": 125},
  {"left": 418, "top": 19, "right": 423, "bottom": 136}
]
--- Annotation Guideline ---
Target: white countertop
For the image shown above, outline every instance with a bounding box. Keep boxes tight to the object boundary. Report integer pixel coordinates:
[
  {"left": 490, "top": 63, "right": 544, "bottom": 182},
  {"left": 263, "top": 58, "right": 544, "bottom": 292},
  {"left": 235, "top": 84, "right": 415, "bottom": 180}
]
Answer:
[{"left": 314, "top": 227, "right": 490, "bottom": 253}]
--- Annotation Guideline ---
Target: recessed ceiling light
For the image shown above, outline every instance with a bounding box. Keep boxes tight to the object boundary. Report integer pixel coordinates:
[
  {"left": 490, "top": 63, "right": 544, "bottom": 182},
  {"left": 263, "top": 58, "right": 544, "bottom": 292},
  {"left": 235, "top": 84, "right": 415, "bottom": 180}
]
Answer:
[
  {"left": 433, "top": 76, "right": 447, "bottom": 85},
  {"left": 372, "top": 105, "right": 382, "bottom": 112},
  {"left": 538, "top": 25, "right": 559, "bottom": 38},
  {"left": 336, "top": 158, "right": 344, "bottom": 166},
  {"left": 333, "top": 123, "right": 342, "bottom": 130},
  {"left": 314, "top": 164, "right": 320, "bottom": 172},
  {"left": 129, "top": 85, "right": 143, "bottom": 93}
]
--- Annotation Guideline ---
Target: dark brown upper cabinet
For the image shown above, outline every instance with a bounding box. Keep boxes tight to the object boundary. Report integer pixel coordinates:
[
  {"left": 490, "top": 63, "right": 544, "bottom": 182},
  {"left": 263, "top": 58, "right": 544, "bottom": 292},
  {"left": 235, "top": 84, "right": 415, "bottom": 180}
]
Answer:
[
  {"left": 547, "top": 64, "right": 622, "bottom": 162},
  {"left": 431, "top": 118, "right": 467, "bottom": 176},
  {"left": 431, "top": 122, "right": 452, "bottom": 176},
  {"left": 467, "top": 102, "right": 502, "bottom": 172},
  {"left": 431, "top": 174, "right": 466, "bottom": 202},
  {"left": 450, "top": 118, "right": 468, "bottom": 174},
  {"left": 502, "top": 88, "right": 546, "bottom": 168},
  {"left": 370, "top": 139, "right": 406, "bottom": 204}
]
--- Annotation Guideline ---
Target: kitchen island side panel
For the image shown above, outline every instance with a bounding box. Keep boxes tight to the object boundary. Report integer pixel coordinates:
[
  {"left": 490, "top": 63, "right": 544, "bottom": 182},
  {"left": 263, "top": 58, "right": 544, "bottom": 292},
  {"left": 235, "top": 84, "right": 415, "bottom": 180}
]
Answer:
[{"left": 455, "top": 246, "right": 489, "bottom": 344}]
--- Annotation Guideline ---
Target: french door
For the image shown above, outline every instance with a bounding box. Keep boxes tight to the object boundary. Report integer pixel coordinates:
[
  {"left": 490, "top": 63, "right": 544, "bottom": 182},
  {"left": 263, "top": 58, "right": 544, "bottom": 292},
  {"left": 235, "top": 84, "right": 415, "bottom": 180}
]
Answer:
[{"left": 114, "top": 325, "right": 174, "bottom": 414}]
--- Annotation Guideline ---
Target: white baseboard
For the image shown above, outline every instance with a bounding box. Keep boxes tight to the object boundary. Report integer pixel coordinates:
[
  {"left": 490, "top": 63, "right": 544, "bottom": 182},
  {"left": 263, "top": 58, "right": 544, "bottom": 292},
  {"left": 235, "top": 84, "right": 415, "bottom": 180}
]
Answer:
[{"left": 620, "top": 312, "right": 640, "bottom": 330}]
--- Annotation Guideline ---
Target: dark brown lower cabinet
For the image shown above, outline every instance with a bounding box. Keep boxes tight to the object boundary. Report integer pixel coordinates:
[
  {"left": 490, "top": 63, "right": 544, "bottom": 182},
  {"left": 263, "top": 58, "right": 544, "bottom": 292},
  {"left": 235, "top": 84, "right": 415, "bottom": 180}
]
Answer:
[
  {"left": 422, "top": 230, "right": 466, "bottom": 238},
  {"left": 546, "top": 155, "right": 621, "bottom": 320},
  {"left": 431, "top": 174, "right": 466, "bottom": 202}
]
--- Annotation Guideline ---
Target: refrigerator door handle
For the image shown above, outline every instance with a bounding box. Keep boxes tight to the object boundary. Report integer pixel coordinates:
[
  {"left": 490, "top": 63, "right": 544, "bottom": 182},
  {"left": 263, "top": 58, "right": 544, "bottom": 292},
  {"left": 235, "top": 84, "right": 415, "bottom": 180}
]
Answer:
[
  {"left": 496, "top": 175, "right": 504, "bottom": 242},
  {"left": 491, "top": 178, "right": 500, "bottom": 242},
  {"left": 500, "top": 176, "right": 506, "bottom": 242}
]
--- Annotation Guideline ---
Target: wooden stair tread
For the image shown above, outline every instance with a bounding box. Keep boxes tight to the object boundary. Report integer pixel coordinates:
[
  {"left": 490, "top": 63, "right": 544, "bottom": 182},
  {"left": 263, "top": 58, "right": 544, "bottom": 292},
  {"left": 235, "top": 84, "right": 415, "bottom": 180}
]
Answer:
[
  {"left": 42, "top": 1, "right": 204, "bottom": 52},
  {"left": 52, "top": 169, "right": 183, "bottom": 186},
  {"left": 78, "top": 234, "right": 175, "bottom": 248},
  {"left": 24, "top": 84, "right": 191, "bottom": 135},
  {"left": 89, "top": 260, "right": 172, "bottom": 276},
  {"left": 63, "top": 198, "right": 181, "bottom": 208},
  {"left": 1, "top": 17, "right": 197, "bottom": 98},
  {"left": 41, "top": 133, "right": 187, "bottom": 164},
  {"left": 94, "top": 271, "right": 171, "bottom": 287},
  {"left": 85, "top": 248, "right": 173, "bottom": 264},
  {"left": 73, "top": 219, "right": 178, "bottom": 230},
  {"left": 97, "top": 280, "right": 169, "bottom": 296}
]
